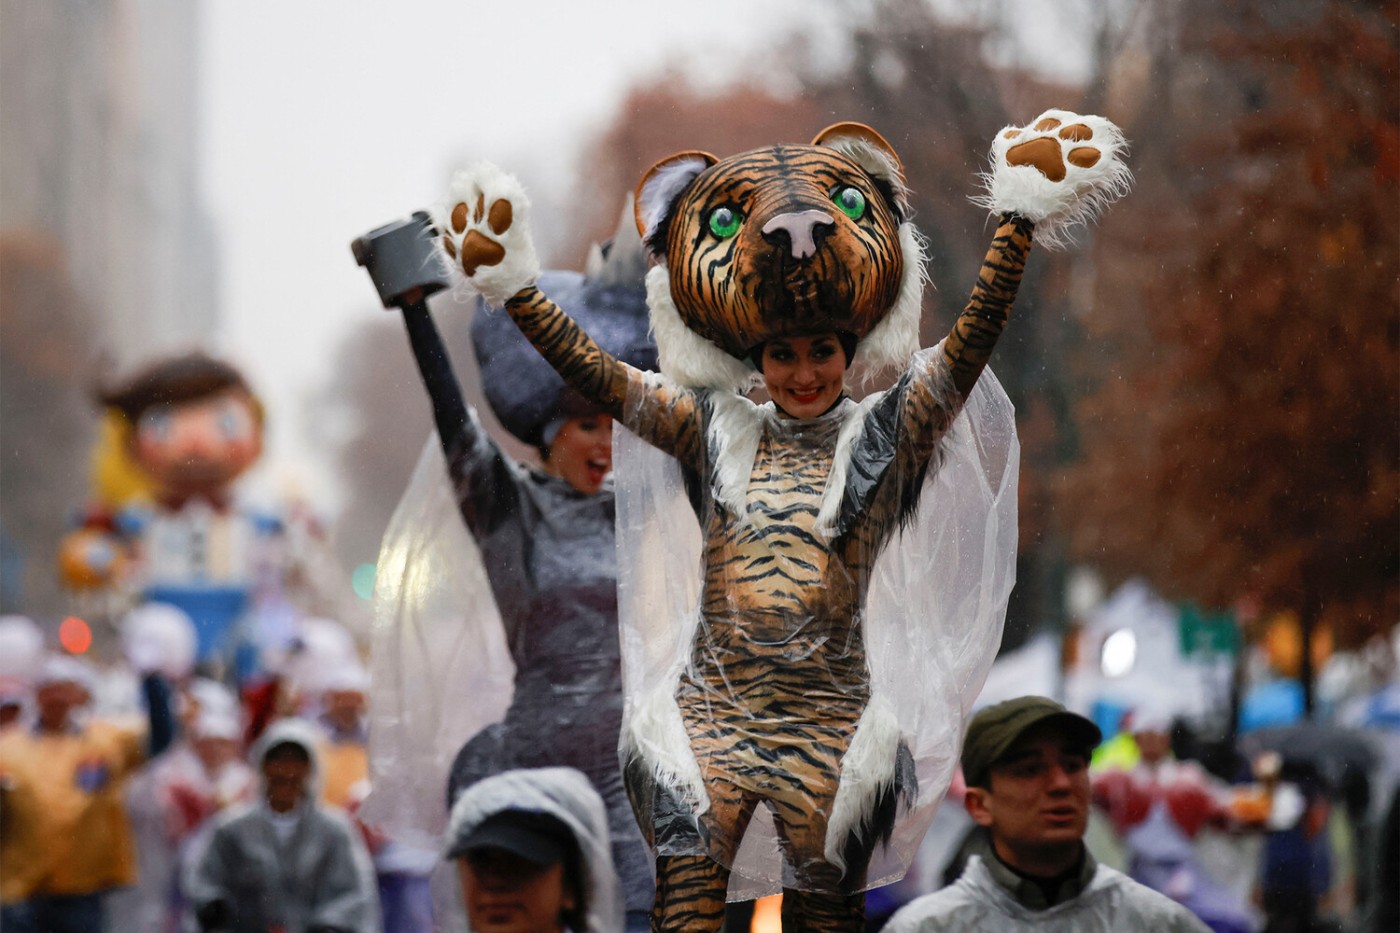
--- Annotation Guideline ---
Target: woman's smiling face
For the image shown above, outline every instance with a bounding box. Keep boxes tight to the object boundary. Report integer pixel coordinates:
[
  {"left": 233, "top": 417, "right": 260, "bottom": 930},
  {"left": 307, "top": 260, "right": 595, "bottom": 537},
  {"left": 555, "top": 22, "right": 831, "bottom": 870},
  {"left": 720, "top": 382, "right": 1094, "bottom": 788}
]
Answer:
[{"left": 760, "top": 333, "right": 847, "bottom": 419}]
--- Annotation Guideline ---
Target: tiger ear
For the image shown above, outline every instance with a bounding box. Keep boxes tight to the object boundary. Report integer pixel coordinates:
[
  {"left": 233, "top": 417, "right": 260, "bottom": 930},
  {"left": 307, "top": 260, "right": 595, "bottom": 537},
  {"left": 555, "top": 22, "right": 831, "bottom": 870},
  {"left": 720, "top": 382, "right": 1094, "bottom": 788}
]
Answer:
[
  {"left": 812, "top": 122, "right": 910, "bottom": 220},
  {"left": 634, "top": 150, "right": 718, "bottom": 257}
]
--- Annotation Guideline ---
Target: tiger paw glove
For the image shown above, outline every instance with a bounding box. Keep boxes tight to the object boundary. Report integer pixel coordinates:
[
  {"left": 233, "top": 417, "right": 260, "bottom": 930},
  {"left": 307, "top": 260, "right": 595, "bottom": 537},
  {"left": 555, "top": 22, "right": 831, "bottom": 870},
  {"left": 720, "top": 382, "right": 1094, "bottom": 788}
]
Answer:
[
  {"left": 434, "top": 161, "right": 540, "bottom": 306},
  {"left": 979, "top": 108, "right": 1131, "bottom": 248}
]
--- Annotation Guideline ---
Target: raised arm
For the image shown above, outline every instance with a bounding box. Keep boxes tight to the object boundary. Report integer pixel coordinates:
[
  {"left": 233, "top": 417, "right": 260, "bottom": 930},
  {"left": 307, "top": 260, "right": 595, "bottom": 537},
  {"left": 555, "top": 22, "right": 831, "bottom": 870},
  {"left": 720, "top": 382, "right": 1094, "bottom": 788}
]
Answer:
[
  {"left": 502, "top": 285, "right": 703, "bottom": 463},
  {"left": 845, "top": 110, "right": 1129, "bottom": 526},
  {"left": 502, "top": 285, "right": 636, "bottom": 423},
  {"left": 882, "top": 211, "right": 1036, "bottom": 477},
  {"left": 436, "top": 164, "right": 703, "bottom": 464},
  {"left": 942, "top": 213, "right": 1035, "bottom": 400},
  {"left": 398, "top": 300, "right": 519, "bottom": 537}
]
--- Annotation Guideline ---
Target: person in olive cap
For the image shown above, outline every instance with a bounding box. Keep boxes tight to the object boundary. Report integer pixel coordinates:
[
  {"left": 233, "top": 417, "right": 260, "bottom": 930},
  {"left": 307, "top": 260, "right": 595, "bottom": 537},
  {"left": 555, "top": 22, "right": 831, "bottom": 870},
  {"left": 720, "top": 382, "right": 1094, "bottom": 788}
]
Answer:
[{"left": 884, "top": 696, "right": 1210, "bottom": 932}]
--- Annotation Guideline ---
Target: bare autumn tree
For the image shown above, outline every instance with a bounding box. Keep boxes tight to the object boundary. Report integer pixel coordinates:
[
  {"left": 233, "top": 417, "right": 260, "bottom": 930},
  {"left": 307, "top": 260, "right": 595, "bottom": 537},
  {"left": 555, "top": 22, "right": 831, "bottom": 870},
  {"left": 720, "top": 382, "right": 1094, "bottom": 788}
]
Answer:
[
  {"left": 559, "top": 80, "right": 830, "bottom": 268},
  {"left": 1060, "top": 0, "right": 1400, "bottom": 710}
]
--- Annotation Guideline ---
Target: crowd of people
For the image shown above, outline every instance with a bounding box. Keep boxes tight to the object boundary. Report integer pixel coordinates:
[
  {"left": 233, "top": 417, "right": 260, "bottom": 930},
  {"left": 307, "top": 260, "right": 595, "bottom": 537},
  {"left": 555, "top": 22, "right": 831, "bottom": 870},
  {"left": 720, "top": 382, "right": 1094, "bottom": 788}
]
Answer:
[
  {"left": 6, "top": 625, "right": 1390, "bottom": 933},
  {"left": 4, "top": 112, "right": 1393, "bottom": 933},
  {"left": 0, "top": 610, "right": 415, "bottom": 933}
]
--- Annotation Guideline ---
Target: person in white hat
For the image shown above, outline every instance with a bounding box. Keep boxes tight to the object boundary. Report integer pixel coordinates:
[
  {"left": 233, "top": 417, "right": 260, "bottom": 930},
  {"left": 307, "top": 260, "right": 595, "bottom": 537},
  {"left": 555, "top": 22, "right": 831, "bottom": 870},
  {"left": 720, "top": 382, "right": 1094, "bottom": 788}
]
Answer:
[
  {"left": 309, "top": 662, "right": 436, "bottom": 933},
  {"left": 0, "top": 615, "right": 44, "bottom": 732},
  {"left": 314, "top": 660, "right": 372, "bottom": 812},
  {"left": 1091, "top": 707, "right": 1261, "bottom": 931},
  {"left": 116, "top": 684, "right": 256, "bottom": 933}
]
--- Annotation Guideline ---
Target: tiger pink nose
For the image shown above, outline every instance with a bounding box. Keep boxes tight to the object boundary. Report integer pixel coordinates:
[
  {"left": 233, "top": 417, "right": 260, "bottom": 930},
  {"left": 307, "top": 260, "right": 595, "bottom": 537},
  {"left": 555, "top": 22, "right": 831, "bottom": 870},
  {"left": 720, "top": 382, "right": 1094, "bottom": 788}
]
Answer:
[{"left": 761, "top": 210, "right": 834, "bottom": 260}]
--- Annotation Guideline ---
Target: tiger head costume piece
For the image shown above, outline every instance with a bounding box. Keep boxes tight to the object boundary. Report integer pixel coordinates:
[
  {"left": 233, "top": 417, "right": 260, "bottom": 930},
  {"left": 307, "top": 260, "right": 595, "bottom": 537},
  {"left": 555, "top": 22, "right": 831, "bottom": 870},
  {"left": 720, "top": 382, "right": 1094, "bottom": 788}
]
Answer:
[{"left": 633, "top": 123, "right": 924, "bottom": 392}]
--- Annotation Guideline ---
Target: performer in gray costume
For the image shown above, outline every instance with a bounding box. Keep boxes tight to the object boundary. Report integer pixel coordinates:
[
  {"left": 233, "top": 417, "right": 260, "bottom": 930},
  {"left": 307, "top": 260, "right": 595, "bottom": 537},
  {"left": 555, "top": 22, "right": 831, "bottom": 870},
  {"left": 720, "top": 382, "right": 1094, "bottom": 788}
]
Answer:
[{"left": 390, "top": 209, "right": 657, "bottom": 929}]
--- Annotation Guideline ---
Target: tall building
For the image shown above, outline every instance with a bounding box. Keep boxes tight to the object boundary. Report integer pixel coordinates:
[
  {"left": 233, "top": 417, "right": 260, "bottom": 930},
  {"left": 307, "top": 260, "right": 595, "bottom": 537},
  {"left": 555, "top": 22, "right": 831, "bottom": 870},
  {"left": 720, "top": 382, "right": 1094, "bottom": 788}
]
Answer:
[
  {"left": 0, "top": 0, "right": 218, "bottom": 615},
  {"left": 1, "top": 0, "right": 218, "bottom": 361}
]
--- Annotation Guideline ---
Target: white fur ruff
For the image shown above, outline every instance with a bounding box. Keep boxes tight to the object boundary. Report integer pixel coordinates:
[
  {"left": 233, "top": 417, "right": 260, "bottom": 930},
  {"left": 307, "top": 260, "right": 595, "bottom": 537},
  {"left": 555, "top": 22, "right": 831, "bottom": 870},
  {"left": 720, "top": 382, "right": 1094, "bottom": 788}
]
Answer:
[
  {"left": 823, "top": 693, "right": 904, "bottom": 873},
  {"left": 853, "top": 222, "right": 927, "bottom": 382},
  {"left": 706, "top": 392, "right": 767, "bottom": 523},
  {"left": 628, "top": 674, "right": 709, "bottom": 816},
  {"left": 646, "top": 265, "right": 759, "bottom": 391},
  {"left": 976, "top": 108, "right": 1131, "bottom": 250},
  {"left": 434, "top": 161, "right": 540, "bottom": 306}
]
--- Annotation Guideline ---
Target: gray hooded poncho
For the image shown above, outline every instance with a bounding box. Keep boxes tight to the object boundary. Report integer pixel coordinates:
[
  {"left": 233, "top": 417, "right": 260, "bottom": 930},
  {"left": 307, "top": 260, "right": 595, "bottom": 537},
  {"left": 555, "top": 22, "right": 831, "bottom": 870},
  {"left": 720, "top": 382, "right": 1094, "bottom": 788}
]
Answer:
[
  {"left": 187, "top": 718, "right": 381, "bottom": 933},
  {"left": 444, "top": 767, "right": 623, "bottom": 933}
]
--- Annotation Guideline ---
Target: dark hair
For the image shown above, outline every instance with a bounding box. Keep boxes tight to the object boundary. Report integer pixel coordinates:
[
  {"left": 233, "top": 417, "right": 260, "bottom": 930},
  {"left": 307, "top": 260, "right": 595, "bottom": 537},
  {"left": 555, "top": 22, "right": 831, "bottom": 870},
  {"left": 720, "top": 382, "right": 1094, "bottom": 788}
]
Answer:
[
  {"left": 97, "top": 352, "right": 260, "bottom": 422},
  {"left": 749, "top": 331, "right": 858, "bottom": 372}
]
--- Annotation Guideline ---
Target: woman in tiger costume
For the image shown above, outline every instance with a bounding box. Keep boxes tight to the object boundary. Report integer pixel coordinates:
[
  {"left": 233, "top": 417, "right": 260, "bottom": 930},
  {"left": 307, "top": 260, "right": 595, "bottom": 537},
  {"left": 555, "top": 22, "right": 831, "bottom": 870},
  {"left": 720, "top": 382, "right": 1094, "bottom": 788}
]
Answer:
[{"left": 436, "top": 111, "right": 1128, "bottom": 930}]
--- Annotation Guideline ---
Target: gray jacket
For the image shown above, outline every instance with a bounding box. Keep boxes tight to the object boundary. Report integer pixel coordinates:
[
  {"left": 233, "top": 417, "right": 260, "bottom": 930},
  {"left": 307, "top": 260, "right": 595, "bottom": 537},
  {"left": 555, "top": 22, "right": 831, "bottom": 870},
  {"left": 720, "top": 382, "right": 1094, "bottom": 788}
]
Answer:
[
  {"left": 884, "top": 853, "right": 1211, "bottom": 932},
  {"left": 187, "top": 720, "right": 380, "bottom": 933}
]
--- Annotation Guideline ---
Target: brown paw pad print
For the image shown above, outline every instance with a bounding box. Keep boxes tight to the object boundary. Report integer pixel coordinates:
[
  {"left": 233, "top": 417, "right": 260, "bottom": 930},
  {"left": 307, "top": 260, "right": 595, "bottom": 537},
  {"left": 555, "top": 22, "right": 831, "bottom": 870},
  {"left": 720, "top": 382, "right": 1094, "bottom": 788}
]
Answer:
[
  {"left": 1002, "top": 116, "right": 1103, "bottom": 183},
  {"left": 442, "top": 194, "right": 515, "bottom": 276}
]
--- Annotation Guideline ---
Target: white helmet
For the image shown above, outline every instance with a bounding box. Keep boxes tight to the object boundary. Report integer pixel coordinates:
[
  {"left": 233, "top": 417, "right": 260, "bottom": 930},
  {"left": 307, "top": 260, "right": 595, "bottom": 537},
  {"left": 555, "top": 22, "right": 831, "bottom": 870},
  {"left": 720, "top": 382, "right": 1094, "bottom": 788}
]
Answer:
[
  {"left": 0, "top": 615, "right": 44, "bottom": 683},
  {"left": 122, "top": 602, "right": 198, "bottom": 680}
]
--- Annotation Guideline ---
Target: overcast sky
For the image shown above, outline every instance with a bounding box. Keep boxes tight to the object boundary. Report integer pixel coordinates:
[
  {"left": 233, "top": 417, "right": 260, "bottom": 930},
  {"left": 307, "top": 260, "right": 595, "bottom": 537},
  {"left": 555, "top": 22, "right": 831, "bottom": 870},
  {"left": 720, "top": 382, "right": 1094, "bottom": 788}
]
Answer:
[
  {"left": 197, "top": 0, "right": 1088, "bottom": 512},
  {"left": 198, "top": 0, "right": 824, "bottom": 509}
]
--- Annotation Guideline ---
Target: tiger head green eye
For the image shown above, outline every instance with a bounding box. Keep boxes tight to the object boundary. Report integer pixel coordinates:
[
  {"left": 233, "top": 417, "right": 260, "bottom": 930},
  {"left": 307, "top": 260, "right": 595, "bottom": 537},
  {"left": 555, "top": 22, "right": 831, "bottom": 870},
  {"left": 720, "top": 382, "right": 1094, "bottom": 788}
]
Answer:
[
  {"left": 708, "top": 206, "right": 742, "bottom": 239},
  {"left": 832, "top": 186, "right": 867, "bottom": 221}
]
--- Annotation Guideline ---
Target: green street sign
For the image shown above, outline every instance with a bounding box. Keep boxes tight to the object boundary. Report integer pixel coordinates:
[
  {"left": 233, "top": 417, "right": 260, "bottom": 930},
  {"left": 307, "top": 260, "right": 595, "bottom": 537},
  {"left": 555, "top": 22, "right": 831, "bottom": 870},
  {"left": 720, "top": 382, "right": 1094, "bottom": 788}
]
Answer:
[{"left": 1178, "top": 605, "right": 1240, "bottom": 657}]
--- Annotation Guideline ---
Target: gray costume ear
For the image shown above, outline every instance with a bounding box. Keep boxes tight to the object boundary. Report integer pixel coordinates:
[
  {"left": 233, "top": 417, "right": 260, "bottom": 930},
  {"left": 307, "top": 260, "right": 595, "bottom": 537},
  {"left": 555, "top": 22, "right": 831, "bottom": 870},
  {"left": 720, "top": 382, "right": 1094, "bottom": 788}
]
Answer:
[{"left": 634, "top": 151, "right": 718, "bottom": 258}]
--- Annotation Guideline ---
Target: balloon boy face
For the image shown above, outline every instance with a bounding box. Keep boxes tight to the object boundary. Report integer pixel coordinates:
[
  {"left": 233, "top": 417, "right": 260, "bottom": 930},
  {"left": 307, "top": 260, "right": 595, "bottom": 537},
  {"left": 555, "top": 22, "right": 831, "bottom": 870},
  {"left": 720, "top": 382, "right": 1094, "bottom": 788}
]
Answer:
[
  {"left": 101, "top": 353, "right": 266, "bottom": 505},
  {"left": 132, "top": 387, "right": 263, "bottom": 501}
]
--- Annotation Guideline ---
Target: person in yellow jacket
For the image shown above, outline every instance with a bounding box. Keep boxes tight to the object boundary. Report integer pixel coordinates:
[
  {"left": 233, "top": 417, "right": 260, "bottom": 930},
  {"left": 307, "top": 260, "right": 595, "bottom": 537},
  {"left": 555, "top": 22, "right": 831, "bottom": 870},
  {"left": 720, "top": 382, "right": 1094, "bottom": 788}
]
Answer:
[
  {"left": 314, "top": 663, "right": 370, "bottom": 813},
  {"left": 312, "top": 662, "right": 438, "bottom": 933},
  {"left": 0, "top": 654, "right": 174, "bottom": 933}
]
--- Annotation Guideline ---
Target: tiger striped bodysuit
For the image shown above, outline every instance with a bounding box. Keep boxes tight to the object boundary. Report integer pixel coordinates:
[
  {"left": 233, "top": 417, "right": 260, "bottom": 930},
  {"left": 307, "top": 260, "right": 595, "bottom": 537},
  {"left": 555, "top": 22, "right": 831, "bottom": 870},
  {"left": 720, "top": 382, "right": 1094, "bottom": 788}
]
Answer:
[{"left": 500, "top": 213, "right": 1033, "bottom": 930}]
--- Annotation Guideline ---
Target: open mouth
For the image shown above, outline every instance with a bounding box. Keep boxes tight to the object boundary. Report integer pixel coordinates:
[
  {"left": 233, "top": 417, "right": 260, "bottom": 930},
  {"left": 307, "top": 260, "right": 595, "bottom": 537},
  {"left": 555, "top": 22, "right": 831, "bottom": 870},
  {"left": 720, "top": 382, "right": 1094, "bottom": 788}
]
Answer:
[
  {"left": 586, "top": 458, "right": 610, "bottom": 485},
  {"left": 787, "top": 388, "right": 824, "bottom": 406}
]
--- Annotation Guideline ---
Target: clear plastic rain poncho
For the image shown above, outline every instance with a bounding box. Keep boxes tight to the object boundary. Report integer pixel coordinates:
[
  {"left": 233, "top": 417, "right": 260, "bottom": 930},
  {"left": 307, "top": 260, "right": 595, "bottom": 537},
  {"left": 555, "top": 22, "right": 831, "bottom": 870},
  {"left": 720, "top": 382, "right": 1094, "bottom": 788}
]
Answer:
[
  {"left": 614, "top": 344, "right": 1019, "bottom": 898},
  {"left": 444, "top": 767, "right": 624, "bottom": 933},
  {"left": 424, "top": 107, "right": 1129, "bottom": 912}
]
